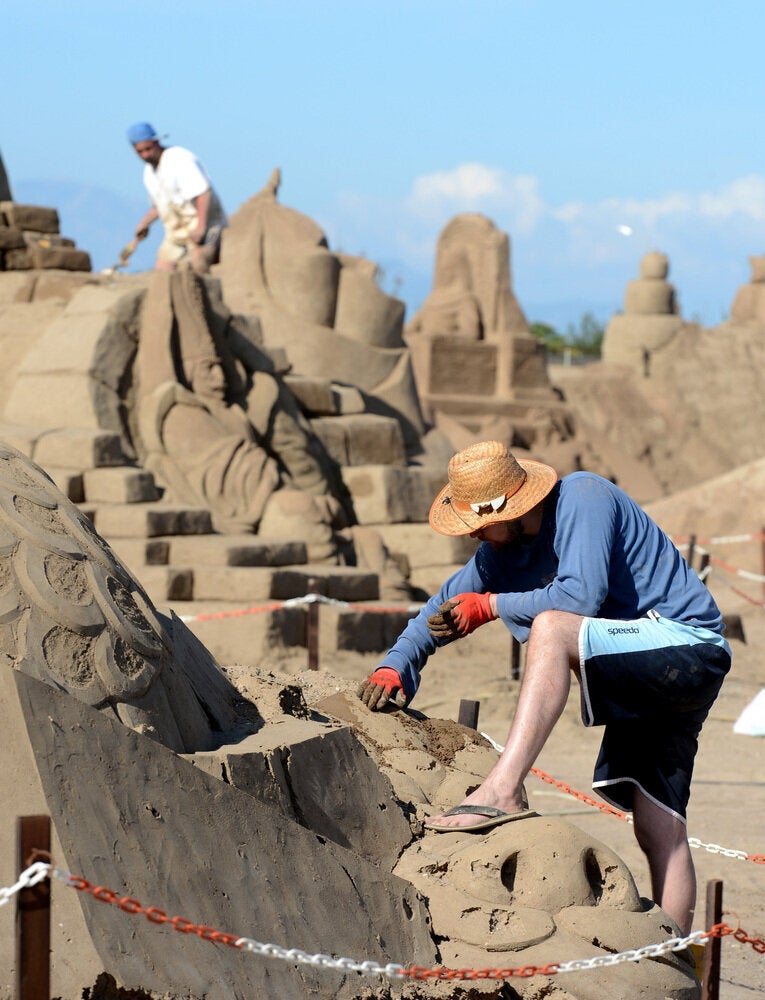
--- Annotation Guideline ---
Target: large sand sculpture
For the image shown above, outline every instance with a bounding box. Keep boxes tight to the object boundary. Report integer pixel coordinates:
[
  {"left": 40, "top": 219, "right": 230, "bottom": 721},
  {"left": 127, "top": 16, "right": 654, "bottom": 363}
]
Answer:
[{"left": 1, "top": 151, "right": 763, "bottom": 997}]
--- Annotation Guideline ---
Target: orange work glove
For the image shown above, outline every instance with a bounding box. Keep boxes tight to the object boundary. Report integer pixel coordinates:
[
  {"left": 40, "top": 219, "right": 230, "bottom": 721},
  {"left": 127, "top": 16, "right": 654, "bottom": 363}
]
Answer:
[
  {"left": 357, "top": 666, "right": 406, "bottom": 711},
  {"left": 427, "top": 592, "right": 497, "bottom": 640}
]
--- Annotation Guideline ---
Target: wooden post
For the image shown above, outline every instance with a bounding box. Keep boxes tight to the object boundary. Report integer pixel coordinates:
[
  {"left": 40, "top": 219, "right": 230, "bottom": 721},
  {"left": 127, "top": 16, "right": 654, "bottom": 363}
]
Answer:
[
  {"left": 698, "top": 552, "right": 710, "bottom": 587},
  {"left": 700, "top": 878, "right": 723, "bottom": 1000},
  {"left": 307, "top": 577, "right": 319, "bottom": 671},
  {"left": 687, "top": 533, "right": 697, "bottom": 572},
  {"left": 458, "top": 699, "right": 479, "bottom": 730},
  {"left": 16, "top": 815, "right": 51, "bottom": 1000},
  {"left": 511, "top": 636, "right": 521, "bottom": 681}
]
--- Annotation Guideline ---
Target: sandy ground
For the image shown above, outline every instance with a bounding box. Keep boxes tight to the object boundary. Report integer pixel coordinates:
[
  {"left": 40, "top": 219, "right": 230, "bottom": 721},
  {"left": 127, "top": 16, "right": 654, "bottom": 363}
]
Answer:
[{"left": 255, "top": 576, "right": 765, "bottom": 997}]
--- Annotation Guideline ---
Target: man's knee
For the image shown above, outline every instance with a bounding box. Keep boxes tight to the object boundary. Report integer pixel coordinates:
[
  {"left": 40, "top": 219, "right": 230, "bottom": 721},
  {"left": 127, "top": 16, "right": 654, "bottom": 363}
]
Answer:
[
  {"left": 528, "top": 608, "right": 583, "bottom": 659},
  {"left": 633, "top": 795, "right": 687, "bottom": 854},
  {"left": 529, "top": 608, "right": 566, "bottom": 635}
]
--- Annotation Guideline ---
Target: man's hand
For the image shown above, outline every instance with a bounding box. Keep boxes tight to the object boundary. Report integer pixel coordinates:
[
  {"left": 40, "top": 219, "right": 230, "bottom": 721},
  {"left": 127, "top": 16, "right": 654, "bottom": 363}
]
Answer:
[
  {"left": 427, "top": 592, "right": 497, "bottom": 640},
  {"left": 357, "top": 666, "right": 406, "bottom": 711}
]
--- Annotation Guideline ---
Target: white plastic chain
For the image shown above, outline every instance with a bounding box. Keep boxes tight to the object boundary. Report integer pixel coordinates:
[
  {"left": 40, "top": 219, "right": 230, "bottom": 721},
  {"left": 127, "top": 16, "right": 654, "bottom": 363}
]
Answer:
[
  {"left": 0, "top": 861, "right": 51, "bottom": 907},
  {"left": 235, "top": 940, "right": 406, "bottom": 978},
  {"left": 555, "top": 930, "right": 706, "bottom": 973},
  {"left": 687, "top": 838, "right": 752, "bottom": 860}
]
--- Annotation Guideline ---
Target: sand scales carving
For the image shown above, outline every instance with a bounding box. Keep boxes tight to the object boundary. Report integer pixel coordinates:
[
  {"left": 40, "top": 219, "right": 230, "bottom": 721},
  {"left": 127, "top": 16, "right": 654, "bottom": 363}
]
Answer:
[{"left": 0, "top": 443, "right": 251, "bottom": 752}]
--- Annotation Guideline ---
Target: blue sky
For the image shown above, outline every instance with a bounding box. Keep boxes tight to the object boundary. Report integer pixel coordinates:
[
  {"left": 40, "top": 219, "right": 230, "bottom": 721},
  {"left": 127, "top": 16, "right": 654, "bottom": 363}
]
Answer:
[{"left": 4, "top": 1, "right": 765, "bottom": 330}]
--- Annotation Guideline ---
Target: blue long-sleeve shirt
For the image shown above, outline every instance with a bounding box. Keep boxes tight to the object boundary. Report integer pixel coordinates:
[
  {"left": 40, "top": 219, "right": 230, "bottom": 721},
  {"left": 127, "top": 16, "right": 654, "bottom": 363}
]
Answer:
[{"left": 383, "top": 472, "right": 725, "bottom": 702}]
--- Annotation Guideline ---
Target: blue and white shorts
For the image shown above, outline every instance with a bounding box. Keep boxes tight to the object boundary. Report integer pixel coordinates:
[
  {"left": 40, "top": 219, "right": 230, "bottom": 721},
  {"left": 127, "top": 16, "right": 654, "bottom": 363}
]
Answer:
[{"left": 579, "top": 612, "right": 731, "bottom": 822}]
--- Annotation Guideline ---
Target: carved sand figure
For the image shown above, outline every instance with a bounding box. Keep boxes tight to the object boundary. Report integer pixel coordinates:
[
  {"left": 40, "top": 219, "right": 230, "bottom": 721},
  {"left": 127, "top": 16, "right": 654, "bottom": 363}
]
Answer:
[
  {"left": 134, "top": 267, "right": 348, "bottom": 558},
  {"left": 0, "top": 442, "right": 252, "bottom": 752},
  {"left": 218, "top": 170, "right": 427, "bottom": 453}
]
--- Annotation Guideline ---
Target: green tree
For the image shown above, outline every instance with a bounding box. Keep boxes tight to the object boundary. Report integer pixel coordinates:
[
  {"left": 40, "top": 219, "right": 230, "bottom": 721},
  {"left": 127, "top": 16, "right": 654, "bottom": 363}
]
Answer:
[
  {"left": 565, "top": 311, "right": 604, "bottom": 358},
  {"left": 529, "top": 321, "right": 567, "bottom": 356}
]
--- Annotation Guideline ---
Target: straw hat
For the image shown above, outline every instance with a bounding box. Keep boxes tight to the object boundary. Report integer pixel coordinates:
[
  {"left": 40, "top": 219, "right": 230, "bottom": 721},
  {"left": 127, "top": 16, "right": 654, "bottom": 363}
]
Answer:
[{"left": 429, "top": 441, "right": 558, "bottom": 537}]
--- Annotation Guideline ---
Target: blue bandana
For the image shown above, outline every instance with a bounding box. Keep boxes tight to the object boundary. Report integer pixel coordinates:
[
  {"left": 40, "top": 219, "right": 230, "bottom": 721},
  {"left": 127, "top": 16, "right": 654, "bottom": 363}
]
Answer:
[{"left": 126, "top": 122, "right": 159, "bottom": 145}]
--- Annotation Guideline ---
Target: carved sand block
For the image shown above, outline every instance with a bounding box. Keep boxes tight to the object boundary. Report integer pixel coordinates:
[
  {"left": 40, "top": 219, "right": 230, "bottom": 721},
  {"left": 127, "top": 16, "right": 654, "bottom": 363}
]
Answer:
[{"left": 405, "top": 214, "right": 558, "bottom": 443}]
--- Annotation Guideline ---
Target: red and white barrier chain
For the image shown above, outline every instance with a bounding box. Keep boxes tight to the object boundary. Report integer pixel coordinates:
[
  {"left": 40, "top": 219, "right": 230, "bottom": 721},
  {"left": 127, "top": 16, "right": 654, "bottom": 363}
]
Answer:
[
  {"left": 179, "top": 592, "right": 424, "bottom": 624},
  {"left": 2, "top": 863, "right": 763, "bottom": 982}
]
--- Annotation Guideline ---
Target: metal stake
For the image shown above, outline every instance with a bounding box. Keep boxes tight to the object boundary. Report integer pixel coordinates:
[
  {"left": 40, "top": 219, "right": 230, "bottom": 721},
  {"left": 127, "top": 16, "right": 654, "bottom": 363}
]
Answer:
[{"left": 16, "top": 815, "right": 51, "bottom": 1000}]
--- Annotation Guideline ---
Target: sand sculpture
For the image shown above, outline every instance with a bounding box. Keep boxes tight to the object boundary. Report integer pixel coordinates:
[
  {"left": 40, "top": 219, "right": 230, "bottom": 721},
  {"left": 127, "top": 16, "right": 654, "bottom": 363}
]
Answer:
[
  {"left": 0, "top": 443, "right": 701, "bottom": 998},
  {"left": 601, "top": 250, "right": 683, "bottom": 374},
  {"left": 404, "top": 214, "right": 569, "bottom": 451},
  {"left": 556, "top": 249, "right": 765, "bottom": 498},
  {"left": 729, "top": 252, "right": 765, "bottom": 325},
  {"left": 218, "top": 169, "right": 427, "bottom": 453},
  {"left": 133, "top": 267, "right": 348, "bottom": 554}
]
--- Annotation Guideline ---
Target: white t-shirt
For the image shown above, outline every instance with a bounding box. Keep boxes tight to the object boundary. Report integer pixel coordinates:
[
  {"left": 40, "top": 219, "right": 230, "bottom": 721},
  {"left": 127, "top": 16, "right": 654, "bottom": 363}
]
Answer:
[{"left": 143, "top": 146, "right": 227, "bottom": 232}]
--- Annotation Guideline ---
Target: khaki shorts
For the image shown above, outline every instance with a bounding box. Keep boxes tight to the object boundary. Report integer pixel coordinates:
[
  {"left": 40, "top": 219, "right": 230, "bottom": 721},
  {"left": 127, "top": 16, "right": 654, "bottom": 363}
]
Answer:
[{"left": 157, "top": 223, "right": 224, "bottom": 266}]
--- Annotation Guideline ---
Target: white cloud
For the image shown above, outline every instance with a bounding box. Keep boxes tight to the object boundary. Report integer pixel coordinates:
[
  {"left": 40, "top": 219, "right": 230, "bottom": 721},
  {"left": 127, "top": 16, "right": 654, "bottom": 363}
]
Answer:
[
  {"left": 410, "top": 163, "right": 505, "bottom": 201},
  {"left": 697, "top": 174, "right": 765, "bottom": 219},
  {"left": 324, "top": 167, "right": 765, "bottom": 325},
  {"left": 406, "top": 163, "right": 545, "bottom": 234}
]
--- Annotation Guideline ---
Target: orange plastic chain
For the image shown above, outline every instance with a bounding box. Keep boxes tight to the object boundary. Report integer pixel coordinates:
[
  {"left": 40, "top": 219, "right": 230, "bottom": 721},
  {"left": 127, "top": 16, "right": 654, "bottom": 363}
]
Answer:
[
  {"left": 401, "top": 963, "right": 561, "bottom": 980},
  {"left": 67, "top": 875, "right": 242, "bottom": 948},
  {"left": 530, "top": 767, "right": 633, "bottom": 821},
  {"left": 706, "top": 923, "right": 765, "bottom": 954}
]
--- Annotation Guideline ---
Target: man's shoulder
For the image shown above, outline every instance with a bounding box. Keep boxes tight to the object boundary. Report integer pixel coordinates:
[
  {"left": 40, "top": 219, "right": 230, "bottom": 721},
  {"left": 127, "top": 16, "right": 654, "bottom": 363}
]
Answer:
[
  {"left": 161, "top": 145, "right": 197, "bottom": 164},
  {"left": 560, "top": 470, "right": 612, "bottom": 490},
  {"left": 559, "top": 471, "right": 626, "bottom": 509}
]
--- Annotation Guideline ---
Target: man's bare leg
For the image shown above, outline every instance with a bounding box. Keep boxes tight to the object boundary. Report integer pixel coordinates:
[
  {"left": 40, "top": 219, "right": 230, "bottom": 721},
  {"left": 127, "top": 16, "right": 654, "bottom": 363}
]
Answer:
[
  {"left": 632, "top": 789, "right": 696, "bottom": 933},
  {"left": 426, "top": 609, "right": 583, "bottom": 829}
]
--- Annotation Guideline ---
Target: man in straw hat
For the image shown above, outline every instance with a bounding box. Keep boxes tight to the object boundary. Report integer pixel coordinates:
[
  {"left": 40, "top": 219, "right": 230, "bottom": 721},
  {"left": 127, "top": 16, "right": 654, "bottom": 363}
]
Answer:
[{"left": 357, "top": 440, "right": 730, "bottom": 933}]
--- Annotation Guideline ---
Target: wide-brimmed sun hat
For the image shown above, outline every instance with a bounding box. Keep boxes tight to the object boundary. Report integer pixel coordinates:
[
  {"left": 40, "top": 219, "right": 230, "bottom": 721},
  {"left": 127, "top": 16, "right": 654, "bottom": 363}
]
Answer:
[{"left": 429, "top": 440, "right": 558, "bottom": 536}]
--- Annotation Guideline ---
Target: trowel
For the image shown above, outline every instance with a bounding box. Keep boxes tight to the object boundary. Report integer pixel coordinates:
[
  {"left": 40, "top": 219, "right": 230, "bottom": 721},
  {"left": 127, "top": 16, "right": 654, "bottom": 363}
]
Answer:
[{"left": 101, "top": 232, "right": 146, "bottom": 276}]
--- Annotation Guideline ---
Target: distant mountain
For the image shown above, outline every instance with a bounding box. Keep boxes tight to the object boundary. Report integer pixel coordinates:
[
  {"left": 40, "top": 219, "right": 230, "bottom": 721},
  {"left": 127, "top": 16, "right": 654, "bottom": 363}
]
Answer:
[
  {"left": 6, "top": 180, "right": 620, "bottom": 334},
  {"left": 11, "top": 179, "right": 160, "bottom": 274}
]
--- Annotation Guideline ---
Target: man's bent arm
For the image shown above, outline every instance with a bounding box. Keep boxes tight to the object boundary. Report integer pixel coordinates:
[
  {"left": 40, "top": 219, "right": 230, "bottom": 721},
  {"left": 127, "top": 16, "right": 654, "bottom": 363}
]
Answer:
[{"left": 135, "top": 206, "right": 159, "bottom": 238}]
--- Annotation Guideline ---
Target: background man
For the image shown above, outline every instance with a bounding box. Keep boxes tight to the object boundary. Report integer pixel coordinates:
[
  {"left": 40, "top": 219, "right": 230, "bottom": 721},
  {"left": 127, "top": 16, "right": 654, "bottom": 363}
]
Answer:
[
  {"left": 127, "top": 122, "right": 228, "bottom": 274},
  {"left": 357, "top": 440, "right": 731, "bottom": 933}
]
